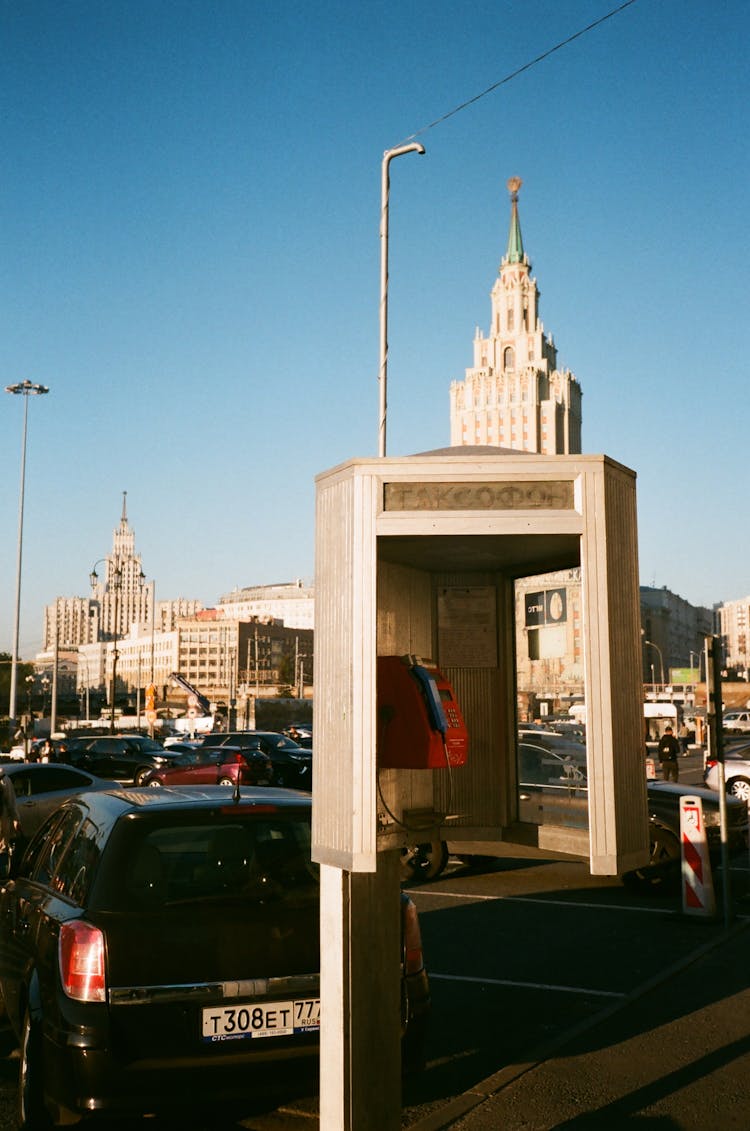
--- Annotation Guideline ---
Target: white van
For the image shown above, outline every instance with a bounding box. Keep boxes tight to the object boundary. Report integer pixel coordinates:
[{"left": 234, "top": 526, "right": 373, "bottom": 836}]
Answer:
[{"left": 723, "top": 709, "right": 750, "bottom": 733}]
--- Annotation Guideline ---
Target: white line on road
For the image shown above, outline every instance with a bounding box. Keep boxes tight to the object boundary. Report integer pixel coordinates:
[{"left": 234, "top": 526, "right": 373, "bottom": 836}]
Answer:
[
  {"left": 409, "top": 889, "right": 680, "bottom": 914},
  {"left": 429, "top": 972, "right": 626, "bottom": 997}
]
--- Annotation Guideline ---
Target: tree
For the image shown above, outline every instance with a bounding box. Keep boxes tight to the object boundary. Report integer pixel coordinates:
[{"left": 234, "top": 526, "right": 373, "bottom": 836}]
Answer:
[
  {"left": 0, "top": 653, "right": 35, "bottom": 747},
  {"left": 0, "top": 653, "right": 35, "bottom": 711}
]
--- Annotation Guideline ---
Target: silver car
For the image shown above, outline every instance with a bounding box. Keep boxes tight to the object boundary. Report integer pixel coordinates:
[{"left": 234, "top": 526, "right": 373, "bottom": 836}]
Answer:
[
  {"left": 723, "top": 710, "right": 750, "bottom": 734},
  {"left": 704, "top": 744, "right": 750, "bottom": 801}
]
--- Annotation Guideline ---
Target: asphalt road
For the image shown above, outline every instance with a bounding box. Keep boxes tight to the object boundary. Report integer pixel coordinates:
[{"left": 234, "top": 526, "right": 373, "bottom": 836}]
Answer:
[{"left": 0, "top": 753, "right": 745, "bottom": 1129}]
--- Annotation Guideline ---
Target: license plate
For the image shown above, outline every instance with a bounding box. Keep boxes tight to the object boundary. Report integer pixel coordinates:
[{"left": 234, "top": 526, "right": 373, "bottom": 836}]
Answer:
[{"left": 202, "top": 998, "right": 320, "bottom": 1042}]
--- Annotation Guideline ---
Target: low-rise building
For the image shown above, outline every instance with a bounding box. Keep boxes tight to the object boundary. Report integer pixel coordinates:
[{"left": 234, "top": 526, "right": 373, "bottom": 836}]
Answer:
[{"left": 217, "top": 580, "right": 314, "bottom": 630}]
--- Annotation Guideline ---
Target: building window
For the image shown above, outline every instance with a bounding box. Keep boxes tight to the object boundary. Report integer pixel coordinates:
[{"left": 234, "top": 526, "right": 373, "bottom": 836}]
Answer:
[{"left": 504, "top": 347, "right": 515, "bottom": 371}]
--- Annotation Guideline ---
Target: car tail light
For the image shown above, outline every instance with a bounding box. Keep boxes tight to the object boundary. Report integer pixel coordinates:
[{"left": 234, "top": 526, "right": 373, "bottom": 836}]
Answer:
[
  {"left": 59, "top": 920, "right": 106, "bottom": 1002},
  {"left": 401, "top": 897, "right": 425, "bottom": 976},
  {"left": 704, "top": 759, "right": 717, "bottom": 770}
]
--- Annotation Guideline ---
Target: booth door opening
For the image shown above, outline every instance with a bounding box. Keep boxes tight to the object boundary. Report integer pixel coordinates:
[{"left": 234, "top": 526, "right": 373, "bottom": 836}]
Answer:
[{"left": 515, "top": 569, "right": 588, "bottom": 831}]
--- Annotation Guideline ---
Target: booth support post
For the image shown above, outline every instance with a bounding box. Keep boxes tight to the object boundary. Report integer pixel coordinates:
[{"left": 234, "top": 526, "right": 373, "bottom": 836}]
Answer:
[{"left": 320, "top": 854, "right": 401, "bottom": 1131}]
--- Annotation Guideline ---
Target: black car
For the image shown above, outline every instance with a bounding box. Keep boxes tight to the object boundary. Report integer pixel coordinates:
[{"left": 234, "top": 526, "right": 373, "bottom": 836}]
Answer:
[
  {"left": 0, "top": 786, "right": 430, "bottom": 1126},
  {"left": 518, "top": 740, "right": 749, "bottom": 889},
  {"left": 402, "top": 741, "right": 749, "bottom": 889},
  {"left": 1, "top": 762, "right": 110, "bottom": 851},
  {"left": 63, "top": 734, "right": 181, "bottom": 785},
  {"left": 283, "top": 725, "right": 313, "bottom": 749},
  {"left": 198, "top": 731, "right": 312, "bottom": 789},
  {"left": 626, "top": 778, "right": 749, "bottom": 889}
]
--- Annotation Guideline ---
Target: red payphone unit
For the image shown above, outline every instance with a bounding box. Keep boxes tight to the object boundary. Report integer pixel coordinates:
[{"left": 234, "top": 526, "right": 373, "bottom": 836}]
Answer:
[{"left": 377, "top": 654, "right": 469, "bottom": 769}]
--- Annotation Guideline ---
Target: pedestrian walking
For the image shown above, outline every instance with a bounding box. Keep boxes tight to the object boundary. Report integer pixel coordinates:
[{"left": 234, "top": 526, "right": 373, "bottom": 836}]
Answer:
[
  {"left": 658, "top": 725, "right": 681, "bottom": 782},
  {"left": 678, "top": 722, "right": 690, "bottom": 756}
]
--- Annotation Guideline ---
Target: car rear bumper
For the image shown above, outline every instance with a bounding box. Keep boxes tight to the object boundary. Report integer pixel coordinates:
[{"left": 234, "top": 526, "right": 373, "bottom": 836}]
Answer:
[{"left": 43, "top": 1022, "right": 319, "bottom": 1118}]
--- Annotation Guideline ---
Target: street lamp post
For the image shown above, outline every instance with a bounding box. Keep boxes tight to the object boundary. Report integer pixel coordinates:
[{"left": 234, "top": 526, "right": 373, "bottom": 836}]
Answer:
[
  {"left": 90, "top": 555, "right": 145, "bottom": 733},
  {"left": 110, "top": 573, "right": 122, "bottom": 733},
  {"left": 689, "top": 650, "right": 703, "bottom": 681},
  {"left": 50, "top": 598, "right": 59, "bottom": 735},
  {"left": 5, "top": 379, "right": 50, "bottom": 727},
  {"left": 644, "top": 639, "right": 665, "bottom": 686},
  {"left": 24, "top": 674, "right": 34, "bottom": 758},
  {"left": 378, "top": 143, "right": 426, "bottom": 458},
  {"left": 90, "top": 558, "right": 123, "bottom": 734}
]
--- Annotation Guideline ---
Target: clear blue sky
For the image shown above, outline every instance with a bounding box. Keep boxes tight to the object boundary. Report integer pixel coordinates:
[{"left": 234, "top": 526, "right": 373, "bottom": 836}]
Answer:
[{"left": 2, "top": 0, "right": 748, "bottom": 658}]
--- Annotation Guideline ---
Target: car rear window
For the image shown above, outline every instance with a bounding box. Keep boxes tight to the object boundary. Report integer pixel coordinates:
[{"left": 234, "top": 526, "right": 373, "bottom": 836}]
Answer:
[{"left": 97, "top": 811, "right": 317, "bottom": 912}]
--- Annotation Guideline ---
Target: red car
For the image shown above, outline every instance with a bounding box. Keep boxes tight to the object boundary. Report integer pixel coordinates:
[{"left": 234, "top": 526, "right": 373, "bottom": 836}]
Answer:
[{"left": 140, "top": 745, "right": 272, "bottom": 788}]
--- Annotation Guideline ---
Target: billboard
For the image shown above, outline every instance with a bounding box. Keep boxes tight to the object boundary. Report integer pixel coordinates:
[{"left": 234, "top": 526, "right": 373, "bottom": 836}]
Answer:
[
  {"left": 525, "top": 588, "right": 567, "bottom": 627},
  {"left": 526, "top": 587, "right": 568, "bottom": 660}
]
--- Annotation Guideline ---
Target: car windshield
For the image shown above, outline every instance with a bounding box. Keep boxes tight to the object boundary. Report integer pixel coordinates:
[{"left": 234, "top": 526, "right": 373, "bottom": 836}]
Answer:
[
  {"left": 264, "top": 735, "right": 306, "bottom": 752},
  {"left": 128, "top": 737, "right": 164, "bottom": 752},
  {"left": 96, "top": 810, "right": 318, "bottom": 912}
]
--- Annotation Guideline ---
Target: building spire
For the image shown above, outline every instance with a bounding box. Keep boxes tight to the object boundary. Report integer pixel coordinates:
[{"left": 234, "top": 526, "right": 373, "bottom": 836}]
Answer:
[
  {"left": 504, "top": 176, "right": 525, "bottom": 265},
  {"left": 121, "top": 490, "right": 128, "bottom": 524}
]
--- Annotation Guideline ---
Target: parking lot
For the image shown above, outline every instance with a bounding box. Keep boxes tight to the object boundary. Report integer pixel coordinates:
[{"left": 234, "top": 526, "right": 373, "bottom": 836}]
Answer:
[
  {"left": 402, "top": 841, "right": 750, "bottom": 1127},
  {"left": 0, "top": 753, "right": 746, "bottom": 1129},
  {"left": 1, "top": 843, "right": 743, "bottom": 1131}
]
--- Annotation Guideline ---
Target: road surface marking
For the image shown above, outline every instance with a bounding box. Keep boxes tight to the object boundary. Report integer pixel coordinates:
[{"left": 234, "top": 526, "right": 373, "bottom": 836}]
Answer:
[
  {"left": 429, "top": 972, "right": 625, "bottom": 997},
  {"left": 409, "top": 889, "right": 680, "bottom": 914}
]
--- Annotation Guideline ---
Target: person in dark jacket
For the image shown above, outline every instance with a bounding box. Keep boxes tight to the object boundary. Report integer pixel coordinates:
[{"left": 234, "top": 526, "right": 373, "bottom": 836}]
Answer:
[{"left": 658, "top": 725, "right": 681, "bottom": 782}]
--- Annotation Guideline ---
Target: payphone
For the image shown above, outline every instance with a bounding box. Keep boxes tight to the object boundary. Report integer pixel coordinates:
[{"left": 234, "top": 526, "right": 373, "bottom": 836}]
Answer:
[{"left": 377, "top": 654, "right": 468, "bottom": 769}]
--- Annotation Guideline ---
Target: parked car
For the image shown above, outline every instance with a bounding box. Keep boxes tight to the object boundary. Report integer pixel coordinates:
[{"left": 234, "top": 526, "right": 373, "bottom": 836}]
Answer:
[
  {"left": 198, "top": 731, "right": 312, "bottom": 789},
  {"left": 722, "top": 710, "right": 750, "bottom": 734},
  {"left": 518, "top": 741, "right": 749, "bottom": 891},
  {"left": 0, "top": 786, "right": 430, "bottom": 1126},
  {"left": 1, "top": 762, "right": 110, "bottom": 851},
  {"left": 626, "top": 780, "right": 748, "bottom": 889},
  {"left": 63, "top": 734, "right": 181, "bottom": 785},
  {"left": 283, "top": 724, "right": 313, "bottom": 749},
  {"left": 158, "top": 740, "right": 203, "bottom": 755},
  {"left": 402, "top": 740, "right": 748, "bottom": 890},
  {"left": 140, "top": 745, "right": 273, "bottom": 788},
  {"left": 704, "top": 744, "right": 750, "bottom": 801}
]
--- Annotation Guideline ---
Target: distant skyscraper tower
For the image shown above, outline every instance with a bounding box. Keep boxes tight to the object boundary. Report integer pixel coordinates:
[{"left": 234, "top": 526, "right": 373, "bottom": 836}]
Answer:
[
  {"left": 90, "top": 492, "right": 153, "bottom": 640},
  {"left": 450, "top": 177, "right": 582, "bottom": 454}
]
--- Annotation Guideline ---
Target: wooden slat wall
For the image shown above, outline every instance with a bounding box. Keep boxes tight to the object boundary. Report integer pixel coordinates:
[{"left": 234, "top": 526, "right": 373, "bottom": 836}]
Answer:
[{"left": 312, "top": 469, "right": 379, "bottom": 870}]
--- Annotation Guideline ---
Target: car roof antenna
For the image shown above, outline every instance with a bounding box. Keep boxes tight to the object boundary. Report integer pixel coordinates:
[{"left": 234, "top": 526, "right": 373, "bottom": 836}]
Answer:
[{"left": 233, "top": 773, "right": 241, "bottom": 805}]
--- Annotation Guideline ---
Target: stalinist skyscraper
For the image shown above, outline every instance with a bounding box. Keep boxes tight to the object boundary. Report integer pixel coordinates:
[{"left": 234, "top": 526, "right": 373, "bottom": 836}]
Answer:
[{"left": 449, "top": 177, "right": 582, "bottom": 454}]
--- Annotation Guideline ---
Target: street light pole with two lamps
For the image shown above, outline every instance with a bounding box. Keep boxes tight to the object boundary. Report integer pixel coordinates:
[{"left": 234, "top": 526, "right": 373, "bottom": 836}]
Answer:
[
  {"left": 90, "top": 558, "right": 123, "bottom": 734},
  {"left": 91, "top": 555, "right": 147, "bottom": 732}
]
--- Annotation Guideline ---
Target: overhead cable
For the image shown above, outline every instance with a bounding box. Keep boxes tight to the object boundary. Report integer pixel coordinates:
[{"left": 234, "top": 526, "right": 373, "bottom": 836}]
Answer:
[{"left": 394, "top": 0, "right": 640, "bottom": 147}]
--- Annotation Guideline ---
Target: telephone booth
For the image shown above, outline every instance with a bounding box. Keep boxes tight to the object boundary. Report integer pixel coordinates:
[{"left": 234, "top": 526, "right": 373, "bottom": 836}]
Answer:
[{"left": 312, "top": 448, "right": 649, "bottom": 1130}]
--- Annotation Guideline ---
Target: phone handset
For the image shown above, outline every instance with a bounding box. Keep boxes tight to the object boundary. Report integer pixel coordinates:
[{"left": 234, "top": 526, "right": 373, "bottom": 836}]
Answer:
[{"left": 407, "top": 659, "right": 448, "bottom": 736}]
